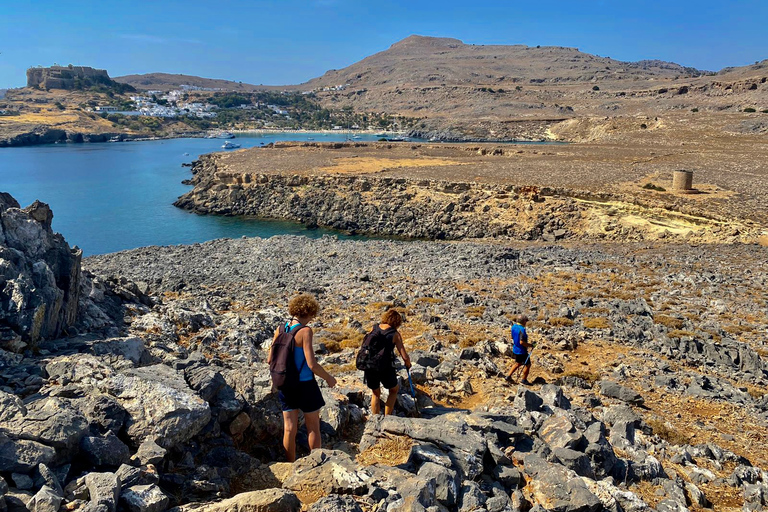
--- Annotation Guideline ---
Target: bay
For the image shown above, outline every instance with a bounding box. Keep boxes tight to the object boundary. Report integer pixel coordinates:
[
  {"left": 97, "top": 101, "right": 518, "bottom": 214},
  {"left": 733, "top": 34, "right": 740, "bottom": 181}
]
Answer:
[{"left": 0, "top": 132, "right": 386, "bottom": 255}]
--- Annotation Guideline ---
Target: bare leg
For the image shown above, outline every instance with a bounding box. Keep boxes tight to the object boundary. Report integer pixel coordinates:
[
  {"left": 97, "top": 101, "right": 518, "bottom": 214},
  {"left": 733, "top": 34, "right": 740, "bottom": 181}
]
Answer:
[
  {"left": 522, "top": 364, "right": 531, "bottom": 382},
  {"left": 304, "top": 411, "right": 322, "bottom": 451},
  {"left": 507, "top": 363, "right": 521, "bottom": 380},
  {"left": 371, "top": 388, "right": 382, "bottom": 415},
  {"left": 282, "top": 410, "right": 299, "bottom": 462},
  {"left": 385, "top": 383, "right": 400, "bottom": 415}
]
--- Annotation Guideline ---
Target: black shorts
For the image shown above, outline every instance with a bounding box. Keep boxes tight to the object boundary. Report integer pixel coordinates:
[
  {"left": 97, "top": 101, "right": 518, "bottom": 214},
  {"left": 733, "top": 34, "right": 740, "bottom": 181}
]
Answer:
[
  {"left": 364, "top": 367, "right": 399, "bottom": 390},
  {"left": 514, "top": 352, "right": 531, "bottom": 365},
  {"left": 278, "top": 379, "right": 326, "bottom": 413}
]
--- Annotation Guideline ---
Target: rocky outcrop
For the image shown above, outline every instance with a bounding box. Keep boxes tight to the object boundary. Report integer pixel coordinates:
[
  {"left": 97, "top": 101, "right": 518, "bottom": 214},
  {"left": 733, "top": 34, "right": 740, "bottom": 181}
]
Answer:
[{"left": 0, "top": 194, "right": 82, "bottom": 349}]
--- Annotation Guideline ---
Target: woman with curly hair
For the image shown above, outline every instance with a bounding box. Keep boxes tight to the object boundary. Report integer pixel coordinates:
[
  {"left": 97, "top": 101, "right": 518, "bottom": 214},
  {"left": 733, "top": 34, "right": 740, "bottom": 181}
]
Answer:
[
  {"left": 364, "top": 309, "right": 412, "bottom": 416},
  {"left": 268, "top": 293, "right": 336, "bottom": 462}
]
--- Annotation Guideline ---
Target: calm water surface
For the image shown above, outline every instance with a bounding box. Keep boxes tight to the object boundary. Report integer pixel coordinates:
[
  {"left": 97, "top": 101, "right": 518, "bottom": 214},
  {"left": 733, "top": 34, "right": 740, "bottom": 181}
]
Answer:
[{"left": 0, "top": 133, "right": 386, "bottom": 255}]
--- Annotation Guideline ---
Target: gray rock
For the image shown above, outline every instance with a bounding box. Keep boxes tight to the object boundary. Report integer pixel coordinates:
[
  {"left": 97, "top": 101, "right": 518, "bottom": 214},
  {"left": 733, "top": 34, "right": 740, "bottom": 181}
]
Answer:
[
  {"left": 408, "top": 443, "right": 452, "bottom": 468},
  {"left": 308, "top": 494, "right": 362, "bottom": 512},
  {"left": 417, "top": 462, "right": 458, "bottom": 506},
  {"left": 598, "top": 381, "right": 644, "bottom": 405},
  {"left": 0, "top": 475, "right": 8, "bottom": 495},
  {"left": 80, "top": 432, "right": 131, "bottom": 467},
  {"left": 90, "top": 337, "right": 150, "bottom": 366},
  {"left": 85, "top": 472, "right": 120, "bottom": 512},
  {"left": 26, "top": 486, "right": 62, "bottom": 512},
  {"left": 0, "top": 397, "right": 89, "bottom": 454},
  {"left": 10, "top": 474, "right": 32, "bottom": 491},
  {"left": 0, "top": 391, "right": 25, "bottom": 422},
  {"left": 0, "top": 196, "right": 82, "bottom": 347},
  {"left": 492, "top": 465, "right": 523, "bottom": 492},
  {"left": 514, "top": 389, "right": 543, "bottom": 412},
  {"left": 37, "top": 464, "right": 63, "bottom": 497},
  {"left": 119, "top": 484, "right": 168, "bottom": 512},
  {"left": 524, "top": 454, "right": 602, "bottom": 512},
  {"left": 130, "top": 439, "right": 166, "bottom": 467},
  {"left": 553, "top": 447, "right": 595, "bottom": 479},
  {"left": 100, "top": 364, "right": 211, "bottom": 449},
  {"left": 538, "top": 413, "right": 586, "bottom": 451},
  {"left": 115, "top": 465, "right": 159, "bottom": 490},
  {"left": 655, "top": 498, "right": 687, "bottom": 512},
  {"left": 0, "top": 432, "right": 56, "bottom": 473},
  {"left": 458, "top": 481, "right": 485, "bottom": 512},
  {"left": 282, "top": 450, "right": 368, "bottom": 498},
  {"left": 79, "top": 394, "right": 127, "bottom": 434}
]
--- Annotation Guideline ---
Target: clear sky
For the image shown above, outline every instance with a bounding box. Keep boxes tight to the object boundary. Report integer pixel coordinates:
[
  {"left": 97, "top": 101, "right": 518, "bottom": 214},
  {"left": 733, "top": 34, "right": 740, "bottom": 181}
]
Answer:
[{"left": 1, "top": 0, "right": 766, "bottom": 89}]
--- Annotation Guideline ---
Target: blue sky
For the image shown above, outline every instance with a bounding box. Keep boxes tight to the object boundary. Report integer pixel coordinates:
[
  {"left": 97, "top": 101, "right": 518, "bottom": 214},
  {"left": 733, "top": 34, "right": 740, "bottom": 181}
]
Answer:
[{"left": 1, "top": 0, "right": 766, "bottom": 88}]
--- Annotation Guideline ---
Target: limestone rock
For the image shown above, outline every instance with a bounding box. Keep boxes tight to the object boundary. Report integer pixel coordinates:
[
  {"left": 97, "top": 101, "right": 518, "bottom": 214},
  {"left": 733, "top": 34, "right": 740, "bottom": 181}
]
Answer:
[
  {"left": 85, "top": 472, "right": 121, "bottom": 512},
  {"left": 25, "top": 486, "right": 62, "bottom": 512},
  {"left": 80, "top": 432, "right": 131, "bottom": 467},
  {"left": 119, "top": 484, "right": 168, "bottom": 512},
  {"left": 0, "top": 195, "right": 81, "bottom": 347},
  {"left": 598, "top": 381, "right": 644, "bottom": 406},
  {"left": 0, "top": 397, "right": 89, "bottom": 454},
  {"left": 282, "top": 450, "right": 369, "bottom": 504},
  {"left": 130, "top": 439, "right": 167, "bottom": 467},
  {"left": 100, "top": 365, "right": 211, "bottom": 448},
  {"left": 176, "top": 489, "right": 300, "bottom": 512},
  {"left": 307, "top": 494, "right": 361, "bottom": 512},
  {"left": 0, "top": 432, "right": 56, "bottom": 473}
]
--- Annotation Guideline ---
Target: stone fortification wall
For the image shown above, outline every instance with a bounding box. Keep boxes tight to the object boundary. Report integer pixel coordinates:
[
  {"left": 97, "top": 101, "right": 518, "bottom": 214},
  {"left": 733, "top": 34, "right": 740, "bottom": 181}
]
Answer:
[{"left": 26, "top": 65, "right": 111, "bottom": 90}]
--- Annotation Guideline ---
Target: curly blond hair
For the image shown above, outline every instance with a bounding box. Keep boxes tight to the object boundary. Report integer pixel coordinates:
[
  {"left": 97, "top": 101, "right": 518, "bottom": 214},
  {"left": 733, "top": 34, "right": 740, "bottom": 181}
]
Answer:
[
  {"left": 288, "top": 294, "right": 319, "bottom": 318},
  {"left": 381, "top": 309, "right": 403, "bottom": 329}
]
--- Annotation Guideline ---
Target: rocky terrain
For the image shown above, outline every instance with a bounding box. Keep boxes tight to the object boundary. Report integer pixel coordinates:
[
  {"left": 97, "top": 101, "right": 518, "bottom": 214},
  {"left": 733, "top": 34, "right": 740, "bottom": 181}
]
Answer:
[
  {"left": 2, "top": 191, "right": 768, "bottom": 512},
  {"left": 174, "top": 142, "right": 768, "bottom": 244}
]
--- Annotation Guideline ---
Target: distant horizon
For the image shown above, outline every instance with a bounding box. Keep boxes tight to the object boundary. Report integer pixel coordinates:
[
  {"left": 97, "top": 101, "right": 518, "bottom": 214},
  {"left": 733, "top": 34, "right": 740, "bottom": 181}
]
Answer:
[{"left": 1, "top": 0, "right": 767, "bottom": 89}]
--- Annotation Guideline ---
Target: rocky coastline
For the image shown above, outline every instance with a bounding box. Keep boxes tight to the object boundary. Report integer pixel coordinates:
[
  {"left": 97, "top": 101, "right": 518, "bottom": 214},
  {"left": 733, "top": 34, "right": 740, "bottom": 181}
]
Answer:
[
  {"left": 174, "top": 148, "right": 762, "bottom": 245},
  {"left": 0, "top": 128, "right": 208, "bottom": 148},
  {"left": 2, "top": 191, "right": 768, "bottom": 511}
]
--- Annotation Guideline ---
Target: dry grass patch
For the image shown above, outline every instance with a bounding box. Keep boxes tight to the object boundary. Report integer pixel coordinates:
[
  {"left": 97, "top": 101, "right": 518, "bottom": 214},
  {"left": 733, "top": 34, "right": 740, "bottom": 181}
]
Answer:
[
  {"left": 357, "top": 434, "right": 413, "bottom": 466},
  {"left": 645, "top": 417, "right": 691, "bottom": 446},
  {"left": 465, "top": 306, "right": 486, "bottom": 318},
  {"left": 667, "top": 330, "right": 695, "bottom": 339},
  {"left": 583, "top": 317, "right": 610, "bottom": 329},
  {"left": 654, "top": 315, "right": 685, "bottom": 330},
  {"left": 548, "top": 317, "right": 575, "bottom": 327},
  {"left": 563, "top": 370, "right": 601, "bottom": 385}
]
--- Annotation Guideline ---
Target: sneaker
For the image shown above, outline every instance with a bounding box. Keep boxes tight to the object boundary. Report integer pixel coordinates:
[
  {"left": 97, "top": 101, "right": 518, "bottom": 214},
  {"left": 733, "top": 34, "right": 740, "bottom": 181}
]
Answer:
[
  {"left": 504, "top": 375, "right": 516, "bottom": 385},
  {"left": 520, "top": 379, "right": 531, "bottom": 386}
]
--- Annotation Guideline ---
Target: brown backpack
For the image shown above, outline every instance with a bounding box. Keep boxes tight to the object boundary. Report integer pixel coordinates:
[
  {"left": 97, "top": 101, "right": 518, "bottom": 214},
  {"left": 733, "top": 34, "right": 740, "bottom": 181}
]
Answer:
[{"left": 269, "top": 323, "right": 307, "bottom": 389}]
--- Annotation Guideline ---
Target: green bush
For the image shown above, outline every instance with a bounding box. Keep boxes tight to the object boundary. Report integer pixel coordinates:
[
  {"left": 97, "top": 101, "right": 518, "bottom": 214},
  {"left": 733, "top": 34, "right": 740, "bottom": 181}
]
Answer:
[
  {"left": 744, "top": 107, "right": 757, "bottom": 113},
  {"left": 691, "top": 107, "right": 699, "bottom": 112},
  {"left": 592, "top": 85, "right": 600, "bottom": 91},
  {"left": 643, "top": 183, "right": 666, "bottom": 192}
]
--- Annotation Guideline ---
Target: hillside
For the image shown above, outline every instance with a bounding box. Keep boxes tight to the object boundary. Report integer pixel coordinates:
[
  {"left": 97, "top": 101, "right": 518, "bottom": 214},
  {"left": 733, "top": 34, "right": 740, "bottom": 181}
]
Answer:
[
  {"left": 114, "top": 72, "right": 267, "bottom": 92},
  {"left": 293, "top": 35, "right": 768, "bottom": 140}
]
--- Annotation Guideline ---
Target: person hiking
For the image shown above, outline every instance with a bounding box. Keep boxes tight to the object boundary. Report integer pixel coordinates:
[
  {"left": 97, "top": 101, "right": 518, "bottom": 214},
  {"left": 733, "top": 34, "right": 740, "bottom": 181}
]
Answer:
[
  {"left": 363, "top": 309, "right": 412, "bottom": 416},
  {"left": 267, "top": 293, "right": 336, "bottom": 462},
  {"left": 506, "top": 314, "right": 533, "bottom": 385}
]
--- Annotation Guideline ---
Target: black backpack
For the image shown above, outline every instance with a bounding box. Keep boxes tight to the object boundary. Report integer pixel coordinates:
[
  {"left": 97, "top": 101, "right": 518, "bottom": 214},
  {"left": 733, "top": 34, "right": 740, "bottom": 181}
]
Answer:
[
  {"left": 269, "top": 323, "right": 307, "bottom": 389},
  {"left": 356, "top": 325, "right": 393, "bottom": 371}
]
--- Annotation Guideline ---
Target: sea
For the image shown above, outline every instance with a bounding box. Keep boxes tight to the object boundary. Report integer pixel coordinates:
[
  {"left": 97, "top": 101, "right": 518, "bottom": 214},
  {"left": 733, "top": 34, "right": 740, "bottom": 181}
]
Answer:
[{"left": 0, "top": 132, "right": 388, "bottom": 256}]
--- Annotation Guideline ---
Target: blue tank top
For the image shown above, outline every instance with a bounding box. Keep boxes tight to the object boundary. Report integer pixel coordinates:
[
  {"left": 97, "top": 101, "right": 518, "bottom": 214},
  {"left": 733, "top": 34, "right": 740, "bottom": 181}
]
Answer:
[
  {"left": 511, "top": 323, "right": 528, "bottom": 355},
  {"left": 286, "top": 323, "right": 314, "bottom": 381}
]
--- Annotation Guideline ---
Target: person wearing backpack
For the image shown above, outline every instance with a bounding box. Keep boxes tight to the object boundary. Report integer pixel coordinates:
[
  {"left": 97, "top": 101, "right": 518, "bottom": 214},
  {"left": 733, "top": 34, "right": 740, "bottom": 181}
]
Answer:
[
  {"left": 359, "top": 309, "right": 412, "bottom": 416},
  {"left": 267, "top": 294, "right": 337, "bottom": 462},
  {"left": 505, "top": 314, "right": 533, "bottom": 385}
]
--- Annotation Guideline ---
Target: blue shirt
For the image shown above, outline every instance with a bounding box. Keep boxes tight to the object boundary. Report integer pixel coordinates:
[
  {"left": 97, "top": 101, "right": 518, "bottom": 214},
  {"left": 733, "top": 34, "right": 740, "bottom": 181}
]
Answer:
[
  {"left": 511, "top": 323, "right": 528, "bottom": 355},
  {"left": 287, "top": 323, "right": 314, "bottom": 382}
]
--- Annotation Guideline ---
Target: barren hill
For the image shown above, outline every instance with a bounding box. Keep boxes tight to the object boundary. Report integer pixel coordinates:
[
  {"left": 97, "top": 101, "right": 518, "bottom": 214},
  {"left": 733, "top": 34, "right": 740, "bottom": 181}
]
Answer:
[{"left": 113, "top": 72, "right": 267, "bottom": 92}]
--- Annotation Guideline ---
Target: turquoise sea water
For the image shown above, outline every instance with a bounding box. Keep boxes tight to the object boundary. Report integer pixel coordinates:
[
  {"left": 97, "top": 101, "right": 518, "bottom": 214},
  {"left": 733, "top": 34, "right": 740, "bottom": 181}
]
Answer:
[{"left": 0, "top": 132, "right": 387, "bottom": 255}]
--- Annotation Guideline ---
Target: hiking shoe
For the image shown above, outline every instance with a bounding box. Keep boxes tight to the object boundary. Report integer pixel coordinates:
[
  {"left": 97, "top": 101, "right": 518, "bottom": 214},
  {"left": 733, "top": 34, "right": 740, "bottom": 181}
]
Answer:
[
  {"left": 504, "top": 375, "right": 516, "bottom": 385},
  {"left": 520, "top": 379, "right": 531, "bottom": 386}
]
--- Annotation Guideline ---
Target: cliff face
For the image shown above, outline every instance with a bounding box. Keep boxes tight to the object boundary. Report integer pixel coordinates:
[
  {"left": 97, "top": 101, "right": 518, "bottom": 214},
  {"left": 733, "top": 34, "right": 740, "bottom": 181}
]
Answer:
[
  {"left": 0, "top": 193, "right": 82, "bottom": 349},
  {"left": 26, "top": 66, "right": 111, "bottom": 90}
]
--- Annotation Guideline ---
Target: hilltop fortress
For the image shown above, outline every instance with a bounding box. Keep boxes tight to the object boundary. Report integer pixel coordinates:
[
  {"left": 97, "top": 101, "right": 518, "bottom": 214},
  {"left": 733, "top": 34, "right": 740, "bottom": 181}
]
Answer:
[{"left": 26, "top": 65, "right": 111, "bottom": 90}]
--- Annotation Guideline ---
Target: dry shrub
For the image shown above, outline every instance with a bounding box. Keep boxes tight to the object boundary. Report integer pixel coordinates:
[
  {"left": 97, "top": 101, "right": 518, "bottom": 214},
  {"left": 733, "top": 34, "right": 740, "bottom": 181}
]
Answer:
[
  {"left": 565, "top": 370, "right": 600, "bottom": 385},
  {"left": 413, "top": 297, "right": 444, "bottom": 305},
  {"left": 655, "top": 315, "right": 684, "bottom": 330},
  {"left": 357, "top": 434, "right": 413, "bottom": 466},
  {"left": 645, "top": 417, "right": 690, "bottom": 446},
  {"left": 465, "top": 306, "right": 486, "bottom": 318},
  {"left": 369, "top": 302, "right": 394, "bottom": 311},
  {"left": 667, "top": 330, "right": 695, "bottom": 339},
  {"left": 549, "top": 317, "right": 575, "bottom": 327},
  {"left": 324, "top": 340, "right": 342, "bottom": 353},
  {"left": 583, "top": 317, "right": 610, "bottom": 329}
]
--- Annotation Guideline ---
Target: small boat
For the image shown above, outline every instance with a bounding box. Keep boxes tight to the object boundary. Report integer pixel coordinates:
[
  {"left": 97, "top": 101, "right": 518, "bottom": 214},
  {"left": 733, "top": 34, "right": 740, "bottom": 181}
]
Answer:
[
  {"left": 221, "top": 141, "right": 241, "bottom": 149},
  {"left": 306, "top": 137, "right": 314, "bottom": 141},
  {"left": 352, "top": 135, "right": 361, "bottom": 139},
  {"left": 388, "top": 136, "right": 407, "bottom": 142},
  {"left": 109, "top": 136, "right": 120, "bottom": 142},
  {"left": 216, "top": 131, "right": 235, "bottom": 139}
]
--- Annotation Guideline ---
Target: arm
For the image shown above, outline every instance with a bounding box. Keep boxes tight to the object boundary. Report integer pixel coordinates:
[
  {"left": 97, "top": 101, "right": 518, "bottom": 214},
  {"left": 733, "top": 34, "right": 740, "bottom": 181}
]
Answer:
[
  {"left": 300, "top": 328, "right": 337, "bottom": 388},
  {"left": 267, "top": 326, "right": 280, "bottom": 364},
  {"left": 393, "top": 332, "right": 411, "bottom": 369},
  {"left": 521, "top": 328, "right": 533, "bottom": 349}
]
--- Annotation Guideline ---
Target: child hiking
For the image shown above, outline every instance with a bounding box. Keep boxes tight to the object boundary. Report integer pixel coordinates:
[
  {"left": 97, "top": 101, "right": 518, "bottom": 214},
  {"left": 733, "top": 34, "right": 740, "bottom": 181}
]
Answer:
[
  {"left": 506, "top": 314, "right": 533, "bottom": 385},
  {"left": 268, "top": 294, "right": 336, "bottom": 462},
  {"left": 356, "top": 309, "right": 412, "bottom": 416}
]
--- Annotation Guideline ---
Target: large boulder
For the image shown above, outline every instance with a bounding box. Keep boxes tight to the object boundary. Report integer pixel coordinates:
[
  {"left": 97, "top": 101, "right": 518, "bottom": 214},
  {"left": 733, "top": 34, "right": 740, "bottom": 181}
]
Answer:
[
  {"left": 175, "top": 489, "right": 301, "bottom": 512},
  {"left": 0, "top": 195, "right": 82, "bottom": 348},
  {"left": 84, "top": 472, "right": 121, "bottom": 512},
  {"left": 0, "top": 397, "right": 89, "bottom": 455},
  {"left": 100, "top": 365, "right": 211, "bottom": 448},
  {"left": 0, "top": 433, "right": 55, "bottom": 473},
  {"left": 282, "top": 450, "right": 369, "bottom": 504}
]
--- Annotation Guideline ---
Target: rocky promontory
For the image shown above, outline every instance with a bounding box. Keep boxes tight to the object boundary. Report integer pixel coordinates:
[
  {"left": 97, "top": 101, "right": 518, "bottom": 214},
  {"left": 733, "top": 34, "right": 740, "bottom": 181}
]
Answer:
[{"left": 174, "top": 142, "right": 767, "bottom": 245}]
